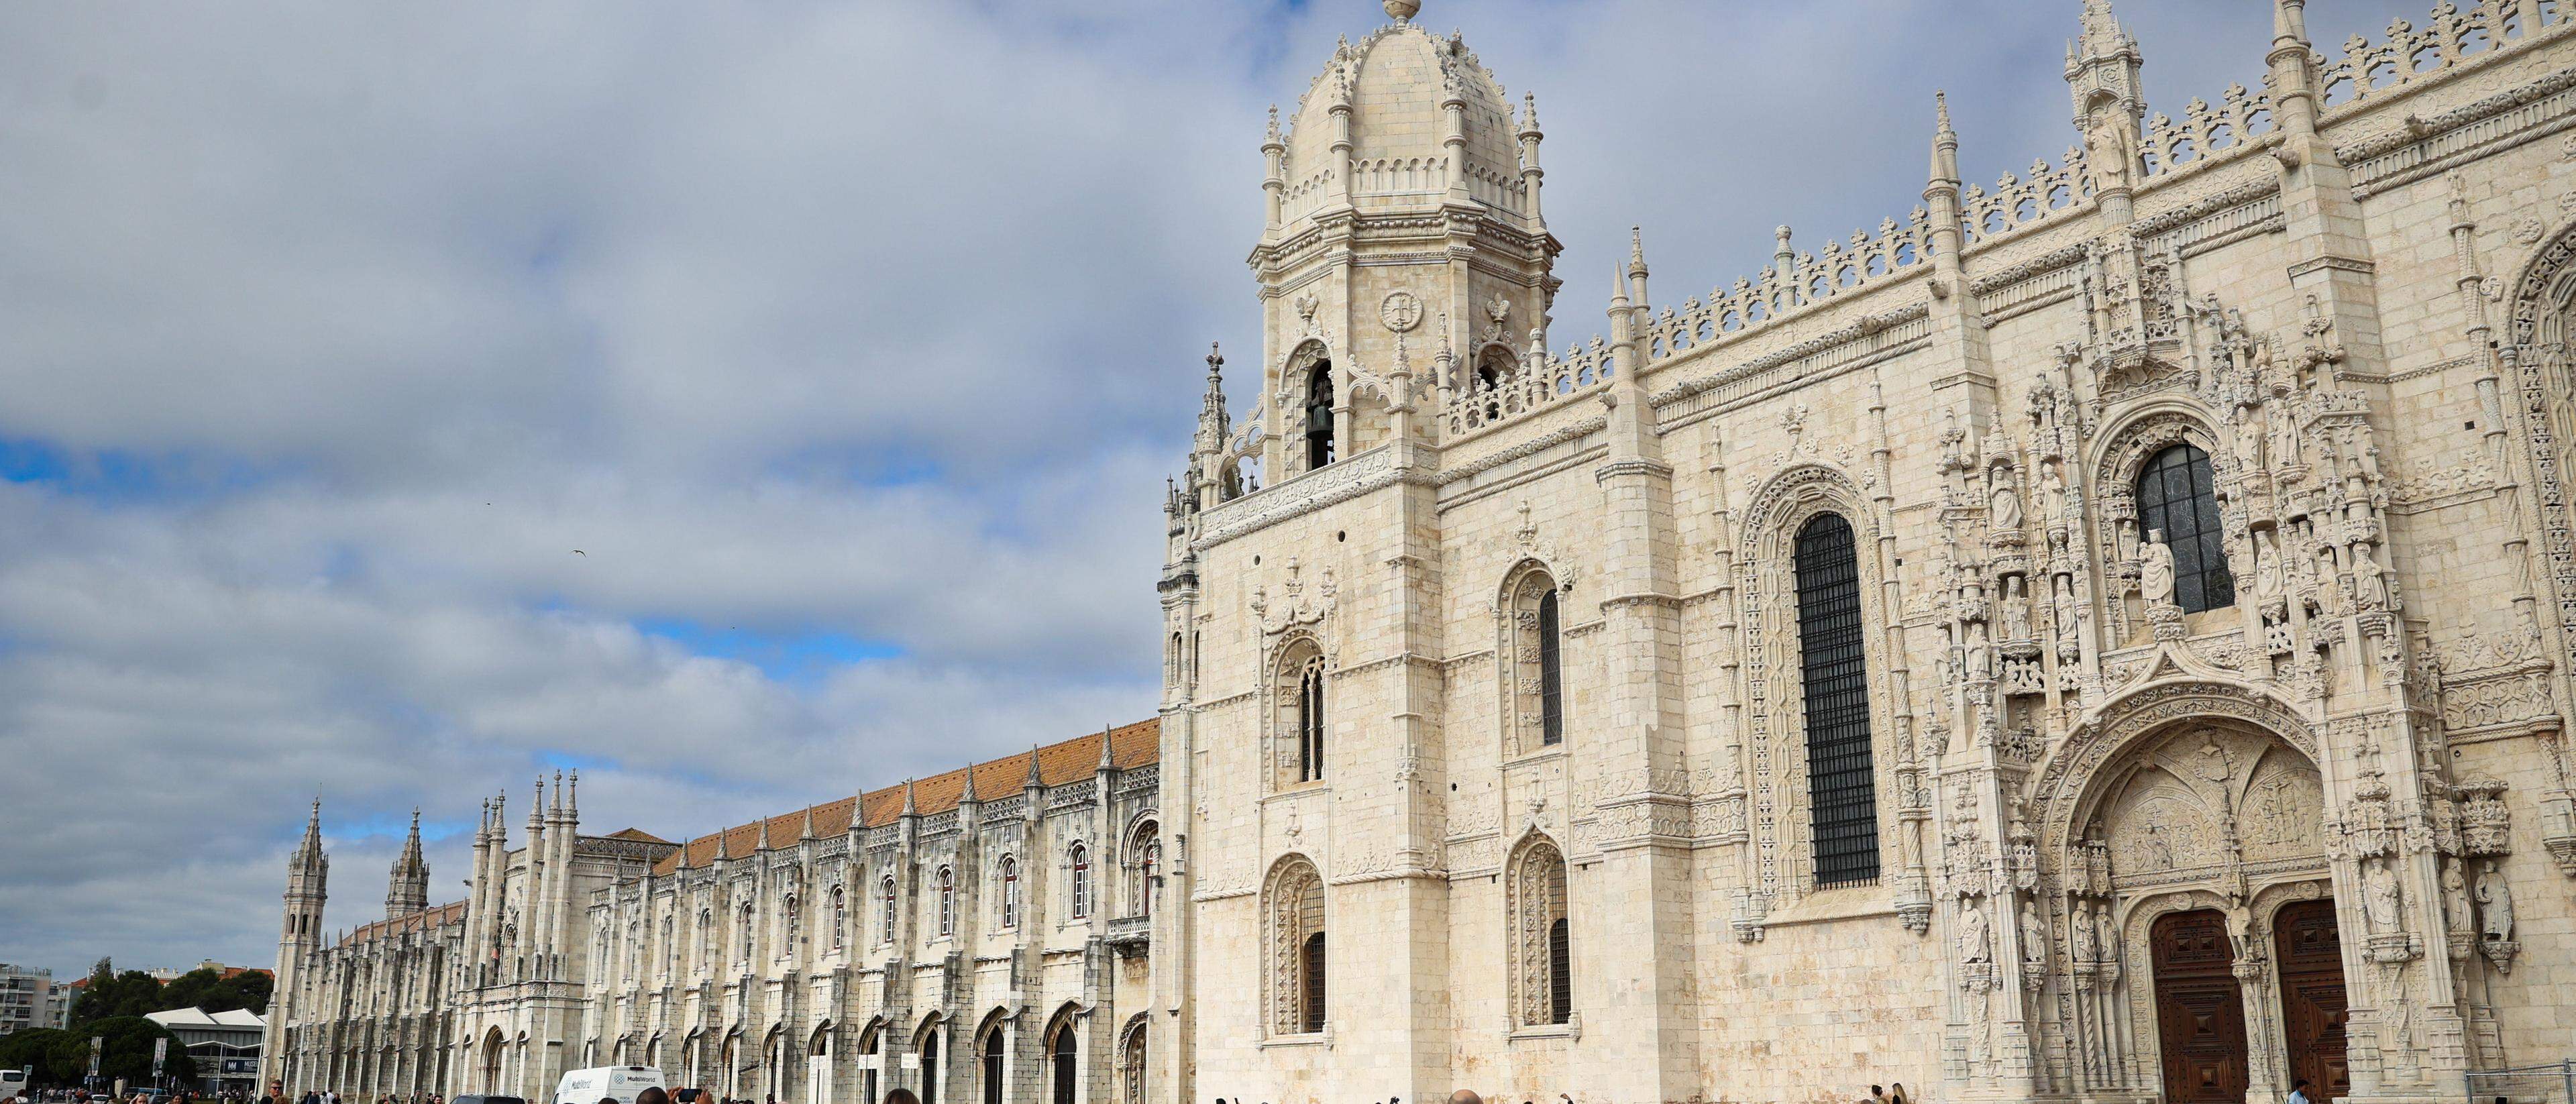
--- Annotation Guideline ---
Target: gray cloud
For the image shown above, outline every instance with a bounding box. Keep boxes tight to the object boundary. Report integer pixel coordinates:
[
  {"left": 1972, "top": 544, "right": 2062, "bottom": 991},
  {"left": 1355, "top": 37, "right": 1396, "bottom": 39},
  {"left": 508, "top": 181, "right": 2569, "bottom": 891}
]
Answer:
[{"left": 0, "top": 0, "right": 2429, "bottom": 979}]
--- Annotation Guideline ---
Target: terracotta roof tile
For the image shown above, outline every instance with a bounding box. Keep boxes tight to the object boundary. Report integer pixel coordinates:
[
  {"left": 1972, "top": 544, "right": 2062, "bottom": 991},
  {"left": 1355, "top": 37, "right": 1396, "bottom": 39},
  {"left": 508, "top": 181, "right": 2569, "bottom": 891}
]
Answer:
[
  {"left": 604, "top": 828, "right": 672, "bottom": 844},
  {"left": 647, "top": 718, "right": 1157, "bottom": 877},
  {"left": 338, "top": 899, "right": 468, "bottom": 946}
]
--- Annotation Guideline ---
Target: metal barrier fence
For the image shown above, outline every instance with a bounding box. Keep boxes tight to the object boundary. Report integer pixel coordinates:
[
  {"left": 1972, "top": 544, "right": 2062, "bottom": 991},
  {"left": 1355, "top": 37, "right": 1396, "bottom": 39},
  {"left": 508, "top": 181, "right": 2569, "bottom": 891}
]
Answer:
[{"left": 2467, "top": 1062, "right": 2576, "bottom": 1104}]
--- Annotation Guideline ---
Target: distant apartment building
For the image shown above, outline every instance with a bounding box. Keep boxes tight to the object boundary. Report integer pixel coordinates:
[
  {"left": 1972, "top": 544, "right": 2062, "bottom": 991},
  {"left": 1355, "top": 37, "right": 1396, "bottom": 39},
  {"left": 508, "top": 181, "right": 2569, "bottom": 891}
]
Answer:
[{"left": 0, "top": 964, "right": 50, "bottom": 1035}]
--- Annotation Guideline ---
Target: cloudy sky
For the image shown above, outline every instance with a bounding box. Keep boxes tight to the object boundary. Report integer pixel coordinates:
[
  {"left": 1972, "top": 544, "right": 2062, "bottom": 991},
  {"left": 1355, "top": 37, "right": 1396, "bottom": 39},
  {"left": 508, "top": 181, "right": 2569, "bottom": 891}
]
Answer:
[{"left": 0, "top": 0, "right": 2423, "bottom": 981}]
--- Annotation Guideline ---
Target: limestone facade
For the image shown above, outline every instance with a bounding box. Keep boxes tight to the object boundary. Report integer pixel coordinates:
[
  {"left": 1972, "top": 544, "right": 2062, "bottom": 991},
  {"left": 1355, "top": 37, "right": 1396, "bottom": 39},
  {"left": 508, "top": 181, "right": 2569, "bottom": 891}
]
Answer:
[
  {"left": 1157, "top": 3, "right": 2576, "bottom": 1104},
  {"left": 261, "top": 726, "right": 1165, "bottom": 1104},
  {"left": 266, "top": 1, "right": 2576, "bottom": 1103}
]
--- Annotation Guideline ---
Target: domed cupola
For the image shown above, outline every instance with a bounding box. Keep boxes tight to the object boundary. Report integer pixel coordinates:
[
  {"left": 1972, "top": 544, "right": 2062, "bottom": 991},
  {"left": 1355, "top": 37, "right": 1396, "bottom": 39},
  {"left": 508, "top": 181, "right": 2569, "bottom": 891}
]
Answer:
[
  {"left": 1274, "top": 1, "right": 1535, "bottom": 231},
  {"left": 1244, "top": 0, "right": 1558, "bottom": 484}
]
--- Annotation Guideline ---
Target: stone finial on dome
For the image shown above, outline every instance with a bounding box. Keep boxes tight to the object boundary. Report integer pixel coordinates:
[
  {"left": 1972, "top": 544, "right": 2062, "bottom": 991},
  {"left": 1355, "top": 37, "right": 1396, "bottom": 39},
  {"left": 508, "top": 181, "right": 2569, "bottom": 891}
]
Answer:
[{"left": 1383, "top": 0, "right": 1421, "bottom": 21}]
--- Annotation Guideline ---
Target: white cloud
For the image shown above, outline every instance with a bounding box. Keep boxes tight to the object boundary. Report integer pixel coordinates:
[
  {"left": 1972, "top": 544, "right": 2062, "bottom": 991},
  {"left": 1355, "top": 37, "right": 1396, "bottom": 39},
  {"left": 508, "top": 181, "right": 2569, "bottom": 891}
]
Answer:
[{"left": 0, "top": 0, "right": 2435, "bottom": 979}]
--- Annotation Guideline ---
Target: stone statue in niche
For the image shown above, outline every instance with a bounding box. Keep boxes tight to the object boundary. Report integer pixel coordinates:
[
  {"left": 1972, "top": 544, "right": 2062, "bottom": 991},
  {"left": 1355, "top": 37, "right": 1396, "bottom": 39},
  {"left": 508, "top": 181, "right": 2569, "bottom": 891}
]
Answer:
[
  {"left": 2441, "top": 859, "right": 2472, "bottom": 936},
  {"left": 2070, "top": 901, "right": 2098, "bottom": 962},
  {"left": 2041, "top": 464, "right": 2068, "bottom": 525},
  {"left": 2312, "top": 545, "right": 2343, "bottom": 617},
  {"left": 2365, "top": 858, "right": 2403, "bottom": 932},
  {"left": 2353, "top": 543, "right": 2390, "bottom": 610},
  {"left": 2254, "top": 531, "right": 2284, "bottom": 604},
  {"left": 2232, "top": 406, "right": 2263, "bottom": 472},
  {"left": 2269, "top": 399, "right": 2300, "bottom": 468},
  {"left": 2097, "top": 905, "right": 2119, "bottom": 966},
  {"left": 1957, "top": 900, "right": 1992, "bottom": 964},
  {"left": 2053, "top": 575, "right": 2080, "bottom": 640},
  {"left": 2476, "top": 863, "right": 2515, "bottom": 942},
  {"left": 2020, "top": 899, "right": 2047, "bottom": 967},
  {"left": 2085, "top": 111, "right": 2137, "bottom": 192},
  {"left": 2141, "top": 531, "right": 2177, "bottom": 607},
  {"left": 2003, "top": 577, "right": 2033, "bottom": 641},
  {"left": 1992, "top": 470, "right": 2024, "bottom": 531}
]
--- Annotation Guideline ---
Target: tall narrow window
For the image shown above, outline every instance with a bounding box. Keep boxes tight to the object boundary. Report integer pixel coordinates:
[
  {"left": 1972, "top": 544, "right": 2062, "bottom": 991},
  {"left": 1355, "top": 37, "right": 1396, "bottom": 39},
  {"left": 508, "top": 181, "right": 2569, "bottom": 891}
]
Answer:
[
  {"left": 1305, "top": 363, "right": 1336, "bottom": 470},
  {"left": 980, "top": 1028, "right": 1004, "bottom": 1104},
  {"left": 1049, "top": 1023, "right": 1077, "bottom": 1104},
  {"left": 1139, "top": 840, "right": 1160, "bottom": 918},
  {"left": 1509, "top": 839, "right": 1570, "bottom": 1027},
  {"left": 1298, "top": 659, "right": 1326, "bottom": 782},
  {"left": 937, "top": 867, "right": 955, "bottom": 937},
  {"left": 920, "top": 1028, "right": 941, "bottom": 1104},
  {"left": 1795, "top": 512, "right": 1880, "bottom": 887},
  {"left": 2137, "top": 443, "right": 2236, "bottom": 614},
  {"left": 830, "top": 886, "right": 847, "bottom": 950},
  {"left": 1000, "top": 858, "right": 1020, "bottom": 928},
  {"left": 881, "top": 877, "right": 898, "bottom": 944},
  {"left": 1548, "top": 918, "right": 1571, "bottom": 1024},
  {"left": 1301, "top": 934, "right": 1327, "bottom": 1033},
  {"left": 1268, "top": 859, "right": 1328, "bottom": 1036},
  {"left": 1070, "top": 846, "right": 1091, "bottom": 919},
  {"left": 741, "top": 902, "right": 756, "bottom": 964},
  {"left": 1536, "top": 588, "right": 1564, "bottom": 746},
  {"left": 783, "top": 893, "right": 800, "bottom": 958}
]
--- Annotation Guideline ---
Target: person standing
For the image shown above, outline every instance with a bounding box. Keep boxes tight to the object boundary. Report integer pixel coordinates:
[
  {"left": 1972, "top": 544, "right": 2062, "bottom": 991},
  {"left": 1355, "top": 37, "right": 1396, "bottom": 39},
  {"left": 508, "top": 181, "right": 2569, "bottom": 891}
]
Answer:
[{"left": 2289, "top": 1079, "right": 2315, "bottom": 1104}]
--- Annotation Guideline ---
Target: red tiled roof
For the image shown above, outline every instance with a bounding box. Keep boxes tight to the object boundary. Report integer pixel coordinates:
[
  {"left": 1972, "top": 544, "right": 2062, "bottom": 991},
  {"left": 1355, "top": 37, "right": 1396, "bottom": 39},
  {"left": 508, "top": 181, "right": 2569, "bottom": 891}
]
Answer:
[
  {"left": 339, "top": 899, "right": 468, "bottom": 946},
  {"left": 647, "top": 718, "right": 1158, "bottom": 877}
]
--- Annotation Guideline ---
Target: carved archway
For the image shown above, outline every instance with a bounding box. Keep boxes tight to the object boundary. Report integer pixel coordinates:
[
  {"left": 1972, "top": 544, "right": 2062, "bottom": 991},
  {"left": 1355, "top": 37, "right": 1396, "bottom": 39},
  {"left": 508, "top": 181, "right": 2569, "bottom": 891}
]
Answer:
[
  {"left": 2026, "top": 679, "right": 2334, "bottom": 1101},
  {"left": 1734, "top": 461, "right": 1906, "bottom": 902},
  {"left": 2504, "top": 221, "right": 2576, "bottom": 674}
]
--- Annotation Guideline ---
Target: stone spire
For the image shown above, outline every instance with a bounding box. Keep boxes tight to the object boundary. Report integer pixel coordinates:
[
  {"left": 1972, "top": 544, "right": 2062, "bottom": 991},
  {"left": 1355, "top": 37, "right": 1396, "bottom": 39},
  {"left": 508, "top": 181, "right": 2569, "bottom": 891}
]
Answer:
[
  {"left": 1025, "top": 745, "right": 1045, "bottom": 791},
  {"left": 385, "top": 808, "right": 429, "bottom": 920},
  {"left": 1929, "top": 90, "right": 1960, "bottom": 188},
  {"left": 960, "top": 761, "right": 979, "bottom": 804},
  {"left": 901, "top": 778, "right": 918, "bottom": 817}
]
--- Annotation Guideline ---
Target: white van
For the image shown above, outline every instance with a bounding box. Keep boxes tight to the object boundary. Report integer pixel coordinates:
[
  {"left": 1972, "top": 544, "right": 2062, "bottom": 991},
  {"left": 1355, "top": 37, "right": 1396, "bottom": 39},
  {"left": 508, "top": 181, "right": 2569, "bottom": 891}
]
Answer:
[
  {"left": 0, "top": 1066, "right": 29, "bottom": 1102},
  {"left": 553, "top": 1066, "right": 667, "bottom": 1104}
]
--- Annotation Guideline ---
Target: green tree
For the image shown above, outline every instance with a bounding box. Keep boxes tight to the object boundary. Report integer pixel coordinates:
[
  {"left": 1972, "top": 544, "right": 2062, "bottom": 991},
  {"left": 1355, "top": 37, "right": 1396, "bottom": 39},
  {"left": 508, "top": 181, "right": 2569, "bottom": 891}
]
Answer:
[
  {"left": 49, "top": 1017, "right": 194, "bottom": 1086},
  {"left": 67, "top": 960, "right": 167, "bottom": 1027},
  {"left": 0, "top": 1028, "right": 67, "bottom": 1083}
]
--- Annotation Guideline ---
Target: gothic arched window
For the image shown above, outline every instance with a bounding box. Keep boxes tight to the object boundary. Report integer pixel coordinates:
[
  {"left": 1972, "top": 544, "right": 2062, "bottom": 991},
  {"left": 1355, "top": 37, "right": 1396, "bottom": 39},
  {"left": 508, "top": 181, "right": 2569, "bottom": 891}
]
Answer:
[
  {"left": 1508, "top": 838, "right": 1570, "bottom": 1026},
  {"left": 979, "top": 1024, "right": 1006, "bottom": 1104},
  {"left": 830, "top": 885, "right": 847, "bottom": 950},
  {"left": 1000, "top": 857, "right": 1020, "bottom": 928},
  {"left": 1505, "top": 569, "right": 1566, "bottom": 751},
  {"left": 1070, "top": 844, "right": 1091, "bottom": 920},
  {"left": 1266, "top": 858, "right": 1327, "bottom": 1036},
  {"left": 1049, "top": 1017, "right": 1077, "bottom": 1104},
  {"left": 1305, "top": 362, "right": 1336, "bottom": 471},
  {"left": 739, "top": 901, "right": 756, "bottom": 964},
  {"left": 2137, "top": 443, "right": 2235, "bottom": 614},
  {"left": 782, "top": 893, "right": 800, "bottom": 958},
  {"left": 880, "top": 877, "right": 897, "bottom": 944},
  {"left": 936, "top": 867, "right": 955, "bottom": 937},
  {"left": 1795, "top": 512, "right": 1880, "bottom": 888}
]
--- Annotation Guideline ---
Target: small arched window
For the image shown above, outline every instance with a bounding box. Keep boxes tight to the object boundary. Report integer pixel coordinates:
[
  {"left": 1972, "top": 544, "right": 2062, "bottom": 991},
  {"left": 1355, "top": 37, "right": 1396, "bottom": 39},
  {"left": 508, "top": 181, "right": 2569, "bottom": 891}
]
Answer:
[
  {"left": 1071, "top": 845, "right": 1091, "bottom": 919},
  {"left": 1000, "top": 857, "right": 1020, "bottom": 928},
  {"left": 881, "top": 877, "right": 898, "bottom": 944},
  {"left": 2136, "top": 443, "right": 2235, "bottom": 614},
  {"left": 1795, "top": 512, "right": 1880, "bottom": 888},
  {"left": 937, "top": 867, "right": 956, "bottom": 937},
  {"left": 1305, "top": 362, "right": 1336, "bottom": 471}
]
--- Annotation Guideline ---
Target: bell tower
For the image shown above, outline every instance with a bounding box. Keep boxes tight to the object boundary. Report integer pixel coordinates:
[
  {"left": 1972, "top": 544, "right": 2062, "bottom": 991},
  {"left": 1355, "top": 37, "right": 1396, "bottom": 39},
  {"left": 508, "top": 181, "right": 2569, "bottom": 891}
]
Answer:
[
  {"left": 262, "top": 800, "right": 328, "bottom": 1089},
  {"left": 1248, "top": 0, "right": 1558, "bottom": 483}
]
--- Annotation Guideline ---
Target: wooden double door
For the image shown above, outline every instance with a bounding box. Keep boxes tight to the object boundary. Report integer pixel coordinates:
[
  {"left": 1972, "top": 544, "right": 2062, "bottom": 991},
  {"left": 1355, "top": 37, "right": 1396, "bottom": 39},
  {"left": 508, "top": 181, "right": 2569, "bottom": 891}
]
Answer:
[
  {"left": 2273, "top": 900, "right": 2351, "bottom": 1097},
  {"left": 2149, "top": 903, "right": 2350, "bottom": 1103}
]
